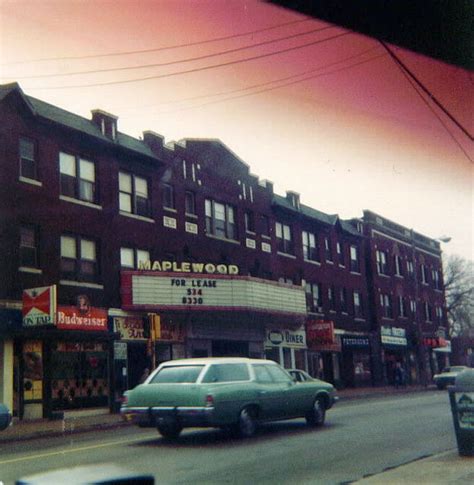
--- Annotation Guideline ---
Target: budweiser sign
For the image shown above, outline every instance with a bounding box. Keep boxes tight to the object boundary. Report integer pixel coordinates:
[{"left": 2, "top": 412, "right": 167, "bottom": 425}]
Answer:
[
  {"left": 22, "top": 286, "right": 57, "bottom": 326},
  {"left": 57, "top": 295, "right": 107, "bottom": 331}
]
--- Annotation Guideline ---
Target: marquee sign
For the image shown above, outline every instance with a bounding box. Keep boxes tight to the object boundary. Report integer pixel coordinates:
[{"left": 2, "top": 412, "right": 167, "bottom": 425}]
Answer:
[
  {"left": 22, "top": 286, "right": 57, "bottom": 326},
  {"left": 121, "top": 272, "right": 307, "bottom": 316}
]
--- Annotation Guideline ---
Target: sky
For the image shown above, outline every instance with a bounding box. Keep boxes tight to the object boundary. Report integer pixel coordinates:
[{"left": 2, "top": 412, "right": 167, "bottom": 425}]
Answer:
[{"left": 1, "top": 0, "right": 472, "bottom": 261}]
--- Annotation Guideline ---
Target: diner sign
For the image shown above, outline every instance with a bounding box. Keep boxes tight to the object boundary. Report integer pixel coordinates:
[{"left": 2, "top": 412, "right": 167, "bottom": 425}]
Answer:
[
  {"left": 265, "top": 328, "right": 306, "bottom": 348},
  {"left": 121, "top": 272, "right": 307, "bottom": 316}
]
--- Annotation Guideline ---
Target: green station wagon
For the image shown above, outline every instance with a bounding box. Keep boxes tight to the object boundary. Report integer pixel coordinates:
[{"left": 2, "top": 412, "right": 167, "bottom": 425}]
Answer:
[{"left": 121, "top": 358, "right": 337, "bottom": 439}]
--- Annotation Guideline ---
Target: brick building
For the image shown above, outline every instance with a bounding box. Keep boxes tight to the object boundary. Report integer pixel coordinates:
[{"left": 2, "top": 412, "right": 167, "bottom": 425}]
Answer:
[{"left": 0, "top": 83, "right": 449, "bottom": 420}]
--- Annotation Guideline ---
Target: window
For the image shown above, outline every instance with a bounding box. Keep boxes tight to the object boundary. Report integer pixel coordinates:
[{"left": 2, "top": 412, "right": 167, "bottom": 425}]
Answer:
[
  {"left": 328, "top": 286, "right": 336, "bottom": 311},
  {"left": 202, "top": 364, "right": 250, "bottom": 383},
  {"left": 161, "top": 183, "right": 175, "bottom": 210},
  {"left": 435, "top": 306, "right": 443, "bottom": 322},
  {"left": 337, "top": 242, "right": 345, "bottom": 266},
  {"left": 407, "top": 260, "right": 414, "bottom": 277},
  {"left": 432, "top": 269, "right": 441, "bottom": 290},
  {"left": 305, "top": 282, "right": 322, "bottom": 312},
  {"left": 350, "top": 245, "right": 359, "bottom": 272},
  {"left": 119, "top": 171, "right": 150, "bottom": 217},
  {"left": 421, "top": 264, "right": 428, "bottom": 284},
  {"left": 205, "top": 199, "right": 236, "bottom": 240},
  {"left": 324, "top": 237, "right": 333, "bottom": 262},
  {"left": 265, "top": 364, "right": 292, "bottom": 382},
  {"left": 20, "top": 137, "right": 37, "bottom": 180},
  {"left": 353, "top": 291, "right": 364, "bottom": 317},
  {"left": 261, "top": 215, "right": 271, "bottom": 237},
  {"left": 394, "top": 255, "right": 403, "bottom": 276},
  {"left": 275, "top": 222, "right": 293, "bottom": 254},
  {"left": 244, "top": 210, "right": 255, "bottom": 233},
  {"left": 185, "top": 191, "right": 196, "bottom": 215},
  {"left": 60, "top": 152, "right": 96, "bottom": 203},
  {"left": 60, "top": 235, "right": 98, "bottom": 282},
  {"left": 253, "top": 364, "right": 273, "bottom": 383},
  {"left": 380, "top": 293, "right": 393, "bottom": 318},
  {"left": 398, "top": 296, "right": 407, "bottom": 318},
  {"left": 278, "top": 277, "right": 293, "bottom": 285},
  {"left": 120, "top": 247, "right": 150, "bottom": 269},
  {"left": 376, "top": 250, "right": 388, "bottom": 275},
  {"left": 410, "top": 299, "right": 417, "bottom": 316},
  {"left": 423, "top": 302, "right": 432, "bottom": 322},
  {"left": 150, "top": 365, "right": 204, "bottom": 384},
  {"left": 20, "top": 225, "right": 38, "bottom": 267},
  {"left": 340, "top": 288, "right": 348, "bottom": 313},
  {"left": 302, "top": 231, "right": 319, "bottom": 261}
]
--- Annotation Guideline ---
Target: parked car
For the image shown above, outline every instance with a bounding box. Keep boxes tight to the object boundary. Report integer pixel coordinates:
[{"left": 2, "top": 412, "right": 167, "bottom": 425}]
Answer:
[
  {"left": 433, "top": 366, "right": 469, "bottom": 389},
  {"left": 121, "top": 358, "right": 337, "bottom": 439},
  {"left": 288, "top": 369, "right": 317, "bottom": 383},
  {"left": 0, "top": 403, "right": 12, "bottom": 431}
]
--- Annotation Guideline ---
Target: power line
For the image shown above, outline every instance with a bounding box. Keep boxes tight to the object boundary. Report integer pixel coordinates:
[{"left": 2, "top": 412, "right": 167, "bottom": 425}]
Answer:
[
  {"left": 7, "top": 25, "right": 335, "bottom": 80},
  {"left": 381, "top": 42, "right": 473, "bottom": 141},
  {"left": 1, "top": 18, "right": 312, "bottom": 66},
  {"left": 31, "top": 31, "right": 352, "bottom": 90},
  {"left": 381, "top": 43, "right": 473, "bottom": 163}
]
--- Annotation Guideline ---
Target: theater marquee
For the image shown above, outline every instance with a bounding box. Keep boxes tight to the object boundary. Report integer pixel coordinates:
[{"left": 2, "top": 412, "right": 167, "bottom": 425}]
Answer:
[{"left": 121, "top": 272, "right": 307, "bottom": 316}]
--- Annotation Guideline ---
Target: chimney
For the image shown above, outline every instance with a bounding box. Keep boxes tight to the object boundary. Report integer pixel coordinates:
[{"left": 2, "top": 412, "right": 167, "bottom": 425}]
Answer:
[
  {"left": 143, "top": 130, "right": 164, "bottom": 152},
  {"left": 91, "top": 110, "right": 118, "bottom": 140},
  {"left": 286, "top": 190, "right": 300, "bottom": 209}
]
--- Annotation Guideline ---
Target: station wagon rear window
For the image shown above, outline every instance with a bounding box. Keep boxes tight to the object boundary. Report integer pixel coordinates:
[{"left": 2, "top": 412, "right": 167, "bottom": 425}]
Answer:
[
  {"left": 201, "top": 363, "right": 250, "bottom": 383},
  {"left": 149, "top": 365, "right": 204, "bottom": 383}
]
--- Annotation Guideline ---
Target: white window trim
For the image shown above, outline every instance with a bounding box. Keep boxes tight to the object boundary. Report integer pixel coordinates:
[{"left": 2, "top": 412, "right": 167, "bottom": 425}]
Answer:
[
  {"left": 60, "top": 280, "right": 104, "bottom": 289},
  {"left": 119, "top": 211, "right": 155, "bottom": 223},
  {"left": 19, "top": 176, "right": 42, "bottom": 187},
  {"left": 206, "top": 233, "right": 240, "bottom": 245},
  {"left": 60, "top": 195, "right": 102, "bottom": 210},
  {"left": 277, "top": 251, "right": 297, "bottom": 259},
  {"left": 261, "top": 234, "right": 271, "bottom": 240},
  {"left": 163, "top": 207, "right": 178, "bottom": 214},
  {"left": 185, "top": 212, "right": 198, "bottom": 219},
  {"left": 19, "top": 266, "right": 42, "bottom": 274},
  {"left": 304, "top": 259, "right": 321, "bottom": 266}
]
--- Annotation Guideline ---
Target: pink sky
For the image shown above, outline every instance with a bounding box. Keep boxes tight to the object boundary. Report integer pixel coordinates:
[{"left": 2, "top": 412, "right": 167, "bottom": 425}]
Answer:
[{"left": 1, "top": 0, "right": 472, "bottom": 260}]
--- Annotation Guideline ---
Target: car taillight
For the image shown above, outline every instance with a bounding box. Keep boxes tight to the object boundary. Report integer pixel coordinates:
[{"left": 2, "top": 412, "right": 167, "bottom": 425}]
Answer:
[{"left": 205, "top": 394, "right": 214, "bottom": 407}]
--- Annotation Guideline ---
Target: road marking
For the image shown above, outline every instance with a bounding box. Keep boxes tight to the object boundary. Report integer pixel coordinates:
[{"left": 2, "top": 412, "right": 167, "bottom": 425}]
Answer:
[{"left": 0, "top": 433, "right": 156, "bottom": 465}]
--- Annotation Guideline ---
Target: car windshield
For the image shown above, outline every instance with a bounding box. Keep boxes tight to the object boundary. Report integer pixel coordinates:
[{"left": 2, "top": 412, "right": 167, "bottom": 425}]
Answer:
[{"left": 149, "top": 365, "right": 204, "bottom": 384}]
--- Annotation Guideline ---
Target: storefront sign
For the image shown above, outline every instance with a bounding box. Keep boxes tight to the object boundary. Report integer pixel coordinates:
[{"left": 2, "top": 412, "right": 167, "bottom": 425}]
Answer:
[
  {"left": 121, "top": 273, "right": 307, "bottom": 316},
  {"left": 22, "top": 285, "right": 57, "bottom": 326},
  {"left": 423, "top": 337, "right": 448, "bottom": 348},
  {"left": 114, "top": 342, "right": 128, "bottom": 360},
  {"left": 57, "top": 305, "right": 108, "bottom": 331},
  {"left": 114, "top": 317, "right": 145, "bottom": 340},
  {"left": 342, "top": 337, "right": 370, "bottom": 348},
  {"left": 158, "top": 321, "right": 186, "bottom": 342},
  {"left": 137, "top": 260, "right": 239, "bottom": 275},
  {"left": 265, "top": 328, "right": 306, "bottom": 348},
  {"left": 434, "top": 340, "right": 451, "bottom": 353},
  {"left": 306, "top": 321, "right": 341, "bottom": 352},
  {"left": 381, "top": 326, "right": 407, "bottom": 346}
]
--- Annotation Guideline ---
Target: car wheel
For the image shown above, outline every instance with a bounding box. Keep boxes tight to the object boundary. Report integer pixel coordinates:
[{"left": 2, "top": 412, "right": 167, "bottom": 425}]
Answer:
[
  {"left": 236, "top": 407, "right": 257, "bottom": 438},
  {"left": 306, "top": 397, "right": 326, "bottom": 427},
  {"left": 157, "top": 422, "right": 183, "bottom": 440}
]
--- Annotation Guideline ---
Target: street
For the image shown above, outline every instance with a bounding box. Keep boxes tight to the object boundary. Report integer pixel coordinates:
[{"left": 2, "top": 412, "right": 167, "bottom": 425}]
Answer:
[{"left": 0, "top": 392, "right": 455, "bottom": 484}]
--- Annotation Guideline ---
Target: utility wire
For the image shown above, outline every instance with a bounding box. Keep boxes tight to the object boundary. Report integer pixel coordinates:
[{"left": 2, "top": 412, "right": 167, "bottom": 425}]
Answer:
[
  {"left": 380, "top": 42, "right": 473, "bottom": 141},
  {"left": 1, "top": 18, "right": 312, "bottom": 65},
  {"left": 32, "top": 31, "right": 352, "bottom": 90},
  {"left": 7, "top": 25, "right": 335, "bottom": 79},
  {"left": 381, "top": 43, "right": 473, "bottom": 162}
]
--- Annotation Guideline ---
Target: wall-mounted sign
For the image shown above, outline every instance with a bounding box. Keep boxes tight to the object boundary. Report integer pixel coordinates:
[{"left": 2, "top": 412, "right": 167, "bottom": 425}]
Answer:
[
  {"left": 424, "top": 337, "right": 448, "bottom": 348},
  {"left": 114, "top": 317, "right": 145, "bottom": 340},
  {"left": 265, "top": 328, "right": 306, "bottom": 348},
  {"left": 57, "top": 305, "right": 107, "bottom": 331},
  {"left": 158, "top": 320, "right": 186, "bottom": 342},
  {"left": 22, "top": 285, "right": 57, "bottom": 326},
  {"left": 341, "top": 336, "right": 370, "bottom": 348},
  {"left": 137, "top": 261, "right": 239, "bottom": 275},
  {"left": 306, "top": 321, "right": 341, "bottom": 352},
  {"left": 381, "top": 326, "right": 407, "bottom": 346},
  {"left": 121, "top": 272, "right": 307, "bottom": 316}
]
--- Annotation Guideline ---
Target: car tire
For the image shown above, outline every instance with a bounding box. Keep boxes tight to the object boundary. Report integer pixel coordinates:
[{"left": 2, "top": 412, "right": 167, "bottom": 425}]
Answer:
[
  {"left": 306, "top": 397, "right": 326, "bottom": 427},
  {"left": 235, "top": 407, "right": 257, "bottom": 438},
  {"left": 157, "top": 422, "right": 183, "bottom": 440}
]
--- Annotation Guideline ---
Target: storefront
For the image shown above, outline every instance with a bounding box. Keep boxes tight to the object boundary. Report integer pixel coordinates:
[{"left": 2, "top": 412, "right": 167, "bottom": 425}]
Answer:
[
  {"left": 380, "top": 326, "right": 409, "bottom": 385},
  {"left": 340, "top": 334, "right": 372, "bottom": 387},
  {"left": 264, "top": 327, "right": 307, "bottom": 370}
]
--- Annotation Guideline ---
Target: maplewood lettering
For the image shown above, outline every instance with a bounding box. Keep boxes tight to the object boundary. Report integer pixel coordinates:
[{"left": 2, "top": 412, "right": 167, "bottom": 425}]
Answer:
[{"left": 138, "top": 260, "right": 239, "bottom": 275}]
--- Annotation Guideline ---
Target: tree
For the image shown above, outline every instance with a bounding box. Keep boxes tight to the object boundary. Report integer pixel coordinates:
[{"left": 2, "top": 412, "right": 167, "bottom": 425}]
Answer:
[{"left": 443, "top": 255, "right": 474, "bottom": 337}]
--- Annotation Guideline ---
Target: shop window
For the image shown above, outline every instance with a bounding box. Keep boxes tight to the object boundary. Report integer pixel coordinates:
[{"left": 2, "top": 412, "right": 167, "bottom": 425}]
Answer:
[
  {"left": 185, "top": 191, "right": 196, "bottom": 215},
  {"left": 353, "top": 291, "right": 364, "bottom": 317},
  {"left": 376, "top": 250, "right": 388, "bottom": 275},
  {"left": 205, "top": 198, "right": 237, "bottom": 240},
  {"left": 302, "top": 231, "right": 319, "bottom": 262},
  {"left": 350, "top": 245, "right": 359, "bottom": 272},
  {"left": 162, "top": 183, "right": 175, "bottom": 210},
  {"left": 119, "top": 171, "right": 150, "bottom": 217},
  {"left": 120, "top": 247, "right": 150, "bottom": 269},
  {"left": 380, "top": 293, "right": 393, "bottom": 318},
  {"left": 19, "top": 137, "right": 37, "bottom": 180},
  {"left": 20, "top": 225, "right": 39, "bottom": 268},
  {"left": 61, "top": 235, "right": 98, "bottom": 282},
  {"left": 60, "top": 152, "right": 96, "bottom": 203},
  {"left": 276, "top": 222, "right": 293, "bottom": 254},
  {"left": 337, "top": 241, "right": 345, "bottom": 266},
  {"left": 305, "top": 282, "right": 322, "bottom": 313}
]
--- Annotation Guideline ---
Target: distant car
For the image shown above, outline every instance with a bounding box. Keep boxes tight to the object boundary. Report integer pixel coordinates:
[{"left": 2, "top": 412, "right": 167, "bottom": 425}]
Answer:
[
  {"left": 288, "top": 369, "right": 317, "bottom": 383},
  {"left": 433, "top": 366, "right": 469, "bottom": 389},
  {"left": 0, "top": 403, "right": 12, "bottom": 431},
  {"left": 121, "top": 358, "right": 337, "bottom": 439}
]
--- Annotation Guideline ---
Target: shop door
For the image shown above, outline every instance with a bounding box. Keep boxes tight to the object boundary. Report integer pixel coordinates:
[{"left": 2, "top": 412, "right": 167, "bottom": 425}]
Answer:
[{"left": 127, "top": 343, "right": 148, "bottom": 390}]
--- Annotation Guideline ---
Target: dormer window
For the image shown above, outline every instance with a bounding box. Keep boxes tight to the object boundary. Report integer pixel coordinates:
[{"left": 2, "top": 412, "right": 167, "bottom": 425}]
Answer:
[
  {"left": 91, "top": 110, "right": 118, "bottom": 140},
  {"left": 286, "top": 191, "right": 300, "bottom": 210}
]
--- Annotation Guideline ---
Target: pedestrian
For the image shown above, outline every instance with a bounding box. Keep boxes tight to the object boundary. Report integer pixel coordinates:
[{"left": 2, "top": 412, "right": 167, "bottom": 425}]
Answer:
[{"left": 394, "top": 362, "right": 405, "bottom": 389}]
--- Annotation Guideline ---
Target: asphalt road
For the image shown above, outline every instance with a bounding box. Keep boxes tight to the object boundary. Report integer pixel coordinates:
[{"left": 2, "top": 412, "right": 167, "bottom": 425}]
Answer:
[{"left": 0, "top": 392, "right": 456, "bottom": 485}]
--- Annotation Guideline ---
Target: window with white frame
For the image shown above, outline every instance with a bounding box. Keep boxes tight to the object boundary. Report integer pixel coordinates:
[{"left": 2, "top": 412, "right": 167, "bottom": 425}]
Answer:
[
  {"left": 394, "top": 255, "right": 403, "bottom": 276},
  {"left": 410, "top": 299, "right": 417, "bottom": 316},
  {"left": 19, "top": 137, "right": 37, "bottom": 180},
  {"left": 324, "top": 237, "right": 333, "bottom": 262},
  {"left": 120, "top": 247, "right": 150, "bottom": 269},
  {"left": 423, "top": 301, "right": 432, "bottom": 321},
  {"left": 421, "top": 264, "right": 428, "bottom": 284},
  {"left": 432, "top": 269, "right": 441, "bottom": 290},
  {"left": 275, "top": 222, "right": 293, "bottom": 254},
  {"left": 60, "top": 152, "right": 96, "bottom": 203},
  {"left": 380, "top": 293, "right": 393, "bottom": 318},
  {"left": 336, "top": 242, "right": 345, "bottom": 266},
  {"left": 302, "top": 231, "right": 319, "bottom": 261},
  {"left": 60, "top": 235, "right": 98, "bottom": 282},
  {"left": 340, "top": 287, "right": 348, "bottom": 313},
  {"left": 435, "top": 305, "right": 443, "bottom": 322},
  {"left": 119, "top": 171, "right": 150, "bottom": 217},
  {"left": 305, "top": 282, "right": 322, "bottom": 312},
  {"left": 398, "top": 296, "right": 407, "bottom": 318},
  {"left": 353, "top": 291, "right": 364, "bottom": 317},
  {"left": 328, "top": 286, "right": 336, "bottom": 311},
  {"left": 407, "top": 260, "right": 414, "bottom": 277},
  {"left": 376, "top": 250, "right": 388, "bottom": 275},
  {"left": 185, "top": 191, "right": 196, "bottom": 215},
  {"left": 20, "top": 225, "right": 39, "bottom": 268},
  {"left": 205, "top": 199, "right": 236, "bottom": 240},
  {"left": 350, "top": 245, "right": 359, "bottom": 272},
  {"left": 261, "top": 215, "right": 271, "bottom": 237},
  {"left": 245, "top": 210, "right": 255, "bottom": 233},
  {"left": 161, "top": 183, "right": 175, "bottom": 210}
]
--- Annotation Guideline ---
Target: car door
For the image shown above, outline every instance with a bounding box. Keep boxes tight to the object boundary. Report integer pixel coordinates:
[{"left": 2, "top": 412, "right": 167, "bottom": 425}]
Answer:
[{"left": 252, "top": 364, "right": 289, "bottom": 420}]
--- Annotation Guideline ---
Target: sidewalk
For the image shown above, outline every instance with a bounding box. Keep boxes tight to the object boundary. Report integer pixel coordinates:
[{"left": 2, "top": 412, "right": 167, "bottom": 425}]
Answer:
[{"left": 0, "top": 385, "right": 437, "bottom": 444}]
